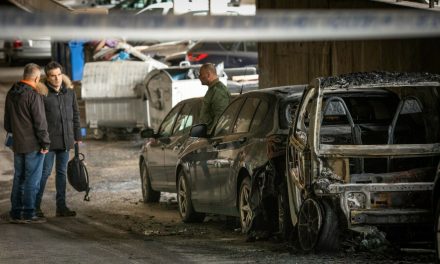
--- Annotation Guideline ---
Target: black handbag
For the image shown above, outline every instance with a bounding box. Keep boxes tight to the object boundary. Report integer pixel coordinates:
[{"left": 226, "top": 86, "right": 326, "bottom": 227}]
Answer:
[{"left": 67, "top": 143, "right": 90, "bottom": 201}]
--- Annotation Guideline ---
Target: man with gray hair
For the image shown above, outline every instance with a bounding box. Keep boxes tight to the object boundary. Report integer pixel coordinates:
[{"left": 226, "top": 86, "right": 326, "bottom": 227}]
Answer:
[
  {"left": 4, "top": 63, "right": 50, "bottom": 224},
  {"left": 199, "top": 63, "right": 231, "bottom": 132}
]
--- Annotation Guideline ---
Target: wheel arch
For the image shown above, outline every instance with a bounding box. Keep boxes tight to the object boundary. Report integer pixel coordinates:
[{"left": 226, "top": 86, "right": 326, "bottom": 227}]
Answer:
[{"left": 236, "top": 167, "right": 251, "bottom": 208}]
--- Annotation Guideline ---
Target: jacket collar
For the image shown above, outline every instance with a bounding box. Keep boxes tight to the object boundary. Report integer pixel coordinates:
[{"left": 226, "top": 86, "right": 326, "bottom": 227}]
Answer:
[
  {"left": 20, "top": 80, "right": 37, "bottom": 90},
  {"left": 208, "top": 78, "right": 220, "bottom": 88},
  {"left": 46, "top": 81, "right": 66, "bottom": 94}
]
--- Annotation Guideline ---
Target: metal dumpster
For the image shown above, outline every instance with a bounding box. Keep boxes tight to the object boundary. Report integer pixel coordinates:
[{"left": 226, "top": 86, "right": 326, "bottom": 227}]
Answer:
[{"left": 81, "top": 60, "right": 167, "bottom": 138}]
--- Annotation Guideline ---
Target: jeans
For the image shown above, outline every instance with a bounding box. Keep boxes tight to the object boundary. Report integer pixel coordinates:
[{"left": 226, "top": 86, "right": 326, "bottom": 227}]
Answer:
[
  {"left": 35, "top": 150, "right": 69, "bottom": 210},
  {"left": 10, "top": 151, "right": 45, "bottom": 220}
]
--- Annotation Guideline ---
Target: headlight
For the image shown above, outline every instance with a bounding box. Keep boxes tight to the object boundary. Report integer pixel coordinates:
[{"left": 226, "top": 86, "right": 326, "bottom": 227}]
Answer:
[{"left": 347, "top": 192, "right": 367, "bottom": 209}]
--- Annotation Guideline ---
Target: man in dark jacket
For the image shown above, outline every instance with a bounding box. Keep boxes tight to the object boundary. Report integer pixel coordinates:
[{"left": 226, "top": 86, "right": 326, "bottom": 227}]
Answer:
[
  {"left": 35, "top": 61, "right": 82, "bottom": 217},
  {"left": 199, "top": 63, "right": 231, "bottom": 132},
  {"left": 4, "top": 63, "right": 50, "bottom": 223}
]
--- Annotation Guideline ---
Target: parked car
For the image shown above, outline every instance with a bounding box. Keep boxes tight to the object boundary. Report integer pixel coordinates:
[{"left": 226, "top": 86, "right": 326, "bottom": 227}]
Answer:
[
  {"left": 175, "top": 86, "right": 305, "bottom": 234},
  {"left": 186, "top": 41, "right": 258, "bottom": 68},
  {"left": 110, "top": 0, "right": 171, "bottom": 13},
  {"left": 4, "top": 37, "right": 51, "bottom": 66},
  {"left": 135, "top": 1, "right": 173, "bottom": 15},
  {"left": 139, "top": 97, "right": 203, "bottom": 202},
  {"left": 286, "top": 72, "right": 440, "bottom": 252}
]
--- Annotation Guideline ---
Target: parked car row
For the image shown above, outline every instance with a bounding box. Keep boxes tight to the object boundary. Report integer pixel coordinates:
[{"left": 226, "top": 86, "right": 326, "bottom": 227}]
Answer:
[{"left": 138, "top": 71, "right": 440, "bottom": 257}]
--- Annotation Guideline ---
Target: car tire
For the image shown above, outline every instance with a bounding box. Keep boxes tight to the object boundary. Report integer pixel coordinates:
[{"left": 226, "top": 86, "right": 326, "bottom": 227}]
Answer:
[
  {"left": 277, "top": 183, "right": 293, "bottom": 241},
  {"left": 140, "top": 164, "right": 160, "bottom": 203},
  {"left": 239, "top": 177, "right": 253, "bottom": 233},
  {"left": 435, "top": 200, "right": 440, "bottom": 263},
  {"left": 177, "top": 171, "right": 205, "bottom": 223},
  {"left": 297, "top": 198, "right": 340, "bottom": 252}
]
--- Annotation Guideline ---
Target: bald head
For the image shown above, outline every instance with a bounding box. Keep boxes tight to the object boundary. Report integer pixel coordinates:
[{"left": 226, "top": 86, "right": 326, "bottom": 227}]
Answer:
[
  {"left": 23, "top": 63, "right": 41, "bottom": 83},
  {"left": 199, "top": 63, "right": 218, "bottom": 86}
]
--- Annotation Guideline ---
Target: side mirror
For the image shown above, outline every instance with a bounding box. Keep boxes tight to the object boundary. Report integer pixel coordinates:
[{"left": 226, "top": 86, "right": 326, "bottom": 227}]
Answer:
[
  {"left": 140, "top": 128, "right": 155, "bottom": 138},
  {"left": 190, "top": 124, "right": 208, "bottom": 138}
]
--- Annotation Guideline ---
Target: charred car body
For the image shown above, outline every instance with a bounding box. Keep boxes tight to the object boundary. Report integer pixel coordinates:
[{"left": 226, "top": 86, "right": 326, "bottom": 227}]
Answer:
[
  {"left": 176, "top": 86, "right": 305, "bottom": 233},
  {"left": 286, "top": 72, "right": 440, "bottom": 252}
]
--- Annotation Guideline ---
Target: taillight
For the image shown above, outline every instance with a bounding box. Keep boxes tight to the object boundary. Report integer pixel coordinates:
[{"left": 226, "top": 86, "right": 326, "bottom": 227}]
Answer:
[
  {"left": 187, "top": 53, "right": 208, "bottom": 62},
  {"left": 13, "top": 40, "right": 22, "bottom": 49}
]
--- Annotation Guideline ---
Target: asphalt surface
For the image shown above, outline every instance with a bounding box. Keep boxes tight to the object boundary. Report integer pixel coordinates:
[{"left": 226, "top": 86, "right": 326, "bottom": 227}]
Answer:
[{"left": 0, "top": 64, "right": 436, "bottom": 263}]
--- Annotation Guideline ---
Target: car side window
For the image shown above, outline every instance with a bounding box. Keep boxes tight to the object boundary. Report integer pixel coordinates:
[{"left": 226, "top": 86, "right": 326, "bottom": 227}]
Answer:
[
  {"left": 236, "top": 42, "right": 245, "bottom": 52},
  {"left": 219, "top": 42, "right": 235, "bottom": 51},
  {"left": 158, "top": 104, "right": 181, "bottom": 137},
  {"left": 249, "top": 99, "right": 269, "bottom": 132},
  {"left": 173, "top": 103, "right": 199, "bottom": 136},
  {"left": 214, "top": 98, "right": 244, "bottom": 137},
  {"left": 233, "top": 98, "right": 260, "bottom": 133}
]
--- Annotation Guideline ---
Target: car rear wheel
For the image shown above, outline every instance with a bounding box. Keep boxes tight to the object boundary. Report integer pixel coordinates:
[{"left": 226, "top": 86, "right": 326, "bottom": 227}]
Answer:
[
  {"left": 239, "top": 177, "right": 253, "bottom": 233},
  {"left": 177, "top": 171, "right": 205, "bottom": 223},
  {"left": 435, "top": 201, "right": 440, "bottom": 263},
  {"left": 141, "top": 164, "right": 160, "bottom": 203},
  {"left": 297, "top": 198, "right": 340, "bottom": 252}
]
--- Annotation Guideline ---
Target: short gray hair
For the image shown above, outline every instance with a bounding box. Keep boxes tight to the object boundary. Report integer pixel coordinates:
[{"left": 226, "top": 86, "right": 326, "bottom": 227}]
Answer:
[
  {"left": 23, "top": 63, "right": 41, "bottom": 80},
  {"left": 200, "top": 63, "right": 217, "bottom": 76}
]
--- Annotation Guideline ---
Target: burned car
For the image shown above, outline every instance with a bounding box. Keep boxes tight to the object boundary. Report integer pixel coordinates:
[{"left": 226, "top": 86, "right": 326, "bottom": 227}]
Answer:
[
  {"left": 176, "top": 86, "right": 305, "bottom": 233},
  {"left": 139, "top": 97, "right": 202, "bottom": 202},
  {"left": 286, "top": 72, "right": 440, "bottom": 252}
]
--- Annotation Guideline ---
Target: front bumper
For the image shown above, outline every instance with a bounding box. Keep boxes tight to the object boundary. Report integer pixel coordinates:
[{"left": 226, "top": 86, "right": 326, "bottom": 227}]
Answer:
[{"left": 327, "top": 182, "right": 433, "bottom": 225}]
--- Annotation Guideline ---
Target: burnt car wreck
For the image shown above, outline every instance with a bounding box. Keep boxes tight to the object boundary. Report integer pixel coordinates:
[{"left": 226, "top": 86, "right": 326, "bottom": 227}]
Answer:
[{"left": 285, "top": 72, "right": 440, "bottom": 252}]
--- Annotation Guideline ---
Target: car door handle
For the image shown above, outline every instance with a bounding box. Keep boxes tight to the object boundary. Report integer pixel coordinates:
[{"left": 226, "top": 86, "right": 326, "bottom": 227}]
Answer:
[
  {"left": 238, "top": 137, "right": 247, "bottom": 143},
  {"left": 212, "top": 141, "right": 220, "bottom": 148}
]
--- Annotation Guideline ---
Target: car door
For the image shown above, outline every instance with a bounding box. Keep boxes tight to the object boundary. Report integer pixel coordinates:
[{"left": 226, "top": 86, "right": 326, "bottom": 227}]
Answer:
[
  {"left": 191, "top": 98, "right": 245, "bottom": 207},
  {"left": 148, "top": 103, "right": 182, "bottom": 190},
  {"left": 288, "top": 88, "right": 316, "bottom": 220},
  {"left": 217, "top": 97, "right": 269, "bottom": 212},
  {"left": 163, "top": 100, "right": 200, "bottom": 190}
]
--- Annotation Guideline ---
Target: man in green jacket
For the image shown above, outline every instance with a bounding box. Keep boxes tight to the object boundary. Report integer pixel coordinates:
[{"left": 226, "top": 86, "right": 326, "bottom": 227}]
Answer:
[{"left": 199, "top": 63, "right": 231, "bottom": 132}]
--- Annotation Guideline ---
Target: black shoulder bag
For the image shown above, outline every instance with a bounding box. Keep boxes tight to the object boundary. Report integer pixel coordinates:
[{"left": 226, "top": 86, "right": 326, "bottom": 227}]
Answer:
[{"left": 67, "top": 143, "right": 91, "bottom": 201}]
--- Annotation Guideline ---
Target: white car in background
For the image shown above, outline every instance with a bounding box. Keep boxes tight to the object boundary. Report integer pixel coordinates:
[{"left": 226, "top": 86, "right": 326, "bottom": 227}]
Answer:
[
  {"left": 135, "top": 1, "right": 173, "bottom": 15},
  {"left": 4, "top": 37, "right": 51, "bottom": 66}
]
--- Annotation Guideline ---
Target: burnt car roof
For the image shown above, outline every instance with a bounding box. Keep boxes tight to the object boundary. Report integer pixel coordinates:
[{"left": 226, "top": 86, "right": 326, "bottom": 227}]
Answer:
[
  {"left": 318, "top": 72, "right": 440, "bottom": 89},
  {"left": 245, "top": 85, "right": 306, "bottom": 97}
]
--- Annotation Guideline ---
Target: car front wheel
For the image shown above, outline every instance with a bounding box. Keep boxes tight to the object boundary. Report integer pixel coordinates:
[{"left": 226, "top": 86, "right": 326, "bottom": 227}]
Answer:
[
  {"left": 297, "top": 198, "right": 339, "bottom": 252},
  {"left": 141, "top": 164, "right": 160, "bottom": 203},
  {"left": 239, "top": 177, "right": 253, "bottom": 233},
  {"left": 177, "top": 171, "right": 205, "bottom": 223}
]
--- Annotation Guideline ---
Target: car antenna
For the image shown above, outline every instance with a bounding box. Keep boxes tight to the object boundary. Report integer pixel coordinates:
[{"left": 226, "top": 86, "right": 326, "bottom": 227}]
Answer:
[{"left": 239, "top": 67, "right": 247, "bottom": 95}]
